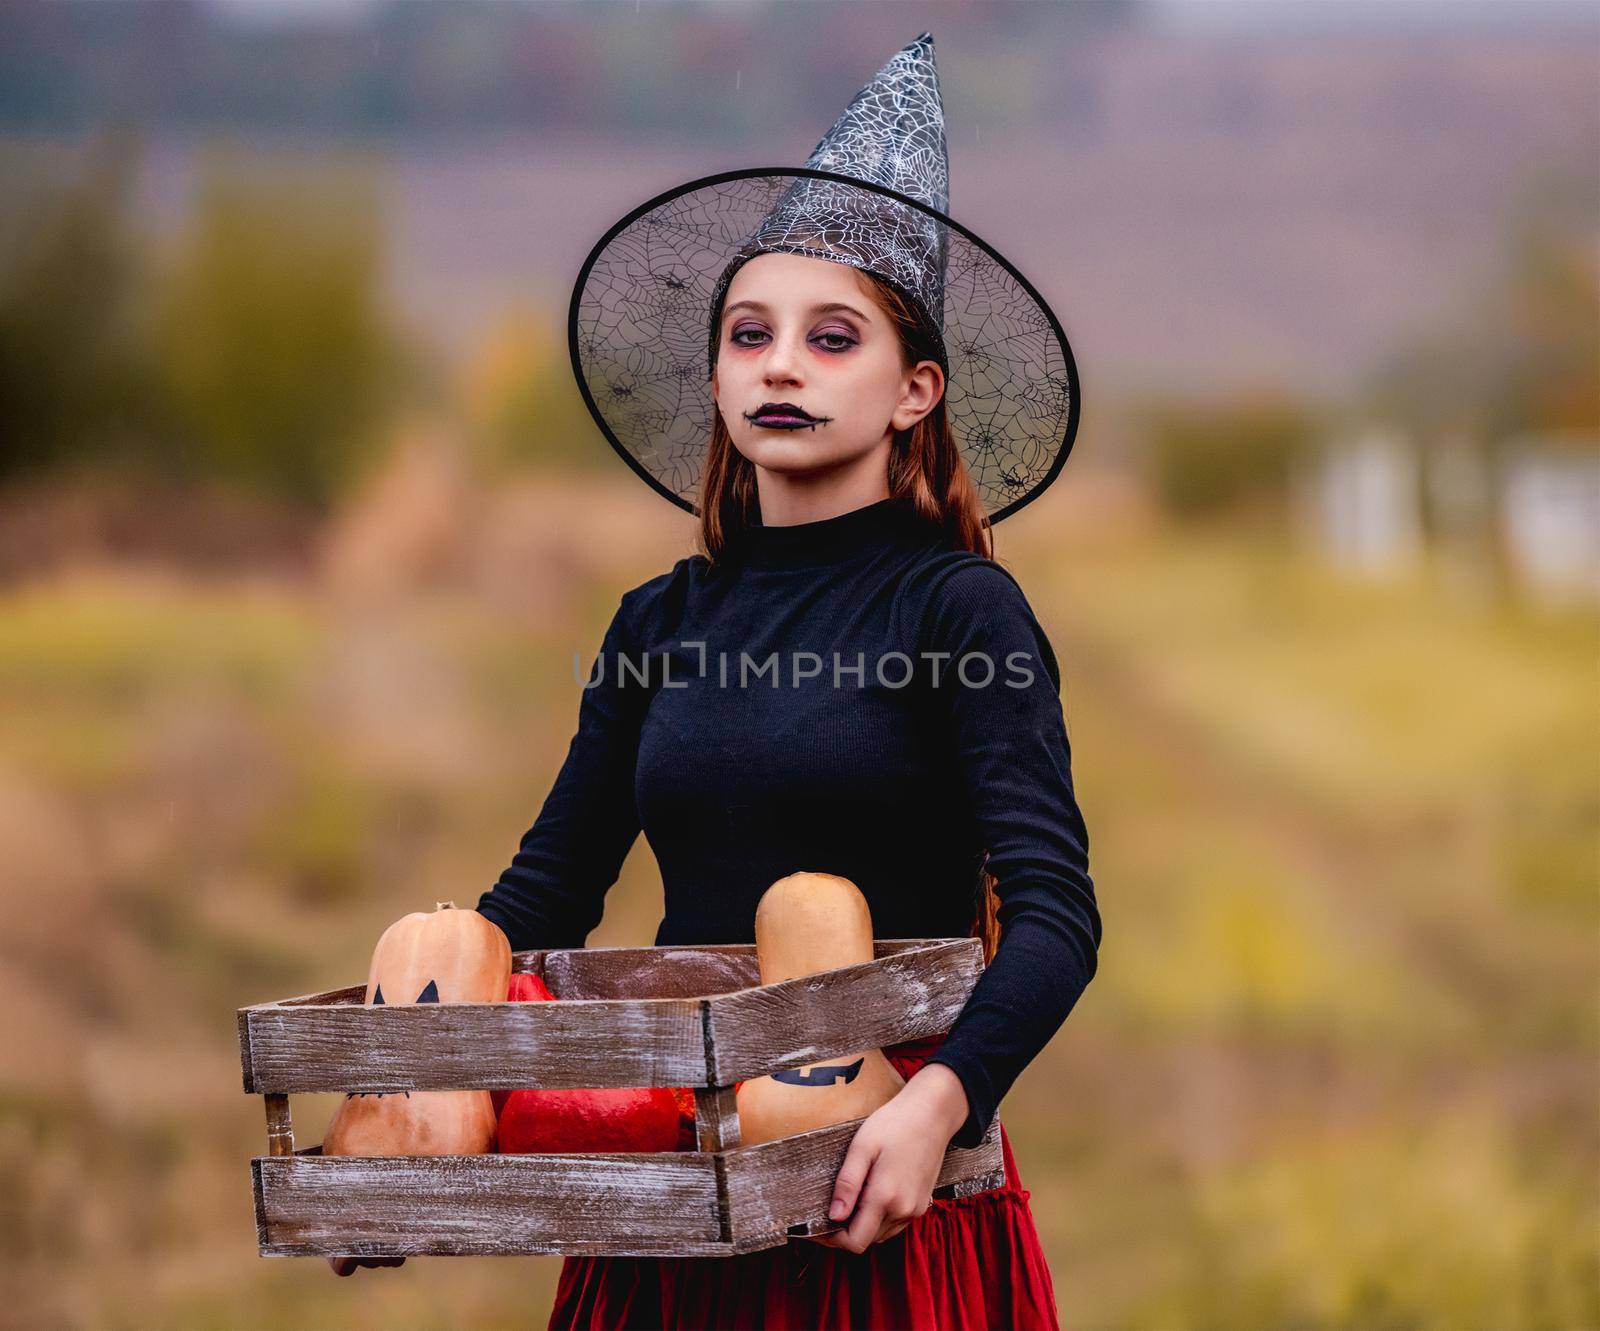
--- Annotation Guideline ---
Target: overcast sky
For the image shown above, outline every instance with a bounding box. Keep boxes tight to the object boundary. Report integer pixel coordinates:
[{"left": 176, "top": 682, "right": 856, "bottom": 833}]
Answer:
[{"left": 193, "top": 0, "right": 1600, "bottom": 37}]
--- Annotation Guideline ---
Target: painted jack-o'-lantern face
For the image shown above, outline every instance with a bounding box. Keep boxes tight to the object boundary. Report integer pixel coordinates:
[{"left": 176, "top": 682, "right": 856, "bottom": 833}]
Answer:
[
  {"left": 375, "top": 980, "right": 438, "bottom": 1005},
  {"left": 346, "top": 979, "right": 442, "bottom": 1099},
  {"left": 771, "top": 1055, "right": 864, "bottom": 1087}
]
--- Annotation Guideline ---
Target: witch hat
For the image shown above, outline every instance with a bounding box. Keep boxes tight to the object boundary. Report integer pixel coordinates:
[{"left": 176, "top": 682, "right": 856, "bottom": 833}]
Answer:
[{"left": 570, "top": 31, "right": 1079, "bottom": 524}]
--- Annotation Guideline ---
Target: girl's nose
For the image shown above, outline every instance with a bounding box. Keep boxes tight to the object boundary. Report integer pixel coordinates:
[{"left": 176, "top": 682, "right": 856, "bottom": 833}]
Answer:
[{"left": 763, "top": 333, "right": 806, "bottom": 385}]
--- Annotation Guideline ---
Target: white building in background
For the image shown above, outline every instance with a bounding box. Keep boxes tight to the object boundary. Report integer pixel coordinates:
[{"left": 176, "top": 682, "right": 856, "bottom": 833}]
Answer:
[
  {"left": 1300, "top": 425, "right": 1600, "bottom": 608},
  {"left": 1498, "top": 435, "right": 1600, "bottom": 607},
  {"left": 1302, "top": 426, "right": 1424, "bottom": 577}
]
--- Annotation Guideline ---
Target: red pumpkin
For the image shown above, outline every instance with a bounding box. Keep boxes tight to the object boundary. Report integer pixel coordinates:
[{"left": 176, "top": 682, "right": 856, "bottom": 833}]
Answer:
[
  {"left": 493, "top": 972, "right": 556, "bottom": 1118},
  {"left": 498, "top": 1085, "right": 682, "bottom": 1154},
  {"left": 495, "top": 970, "right": 691, "bottom": 1153},
  {"left": 507, "top": 972, "right": 555, "bottom": 1003}
]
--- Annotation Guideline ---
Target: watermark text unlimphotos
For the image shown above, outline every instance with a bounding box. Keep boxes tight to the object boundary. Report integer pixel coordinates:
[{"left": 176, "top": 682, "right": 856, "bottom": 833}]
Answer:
[{"left": 574, "top": 642, "right": 1038, "bottom": 690}]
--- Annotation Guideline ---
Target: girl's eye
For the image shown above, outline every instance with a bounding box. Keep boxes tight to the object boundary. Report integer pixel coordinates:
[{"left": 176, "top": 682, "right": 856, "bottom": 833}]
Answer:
[{"left": 727, "top": 328, "right": 857, "bottom": 352}]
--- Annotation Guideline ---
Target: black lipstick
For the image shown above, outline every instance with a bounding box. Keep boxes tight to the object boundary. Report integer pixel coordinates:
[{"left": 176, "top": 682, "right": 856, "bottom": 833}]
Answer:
[{"left": 745, "top": 402, "right": 832, "bottom": 431}]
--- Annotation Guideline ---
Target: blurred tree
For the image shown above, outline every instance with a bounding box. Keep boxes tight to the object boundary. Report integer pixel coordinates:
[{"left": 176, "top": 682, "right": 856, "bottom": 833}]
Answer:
[
  {"left": 151, "top": 150, "right": 404, "bottom": 510},
  {"left": 1364, "top": 168, "right": 1599, "bottom": 450},
  {"left": 0, "top": 127, "right": 155, "bottom": 483},
  {"left": 1354, "top": 169, "right": 1597, "bottom": 591},
  {"left": 1136, "top": 390, "right": 1319, "bottom": 522},
  {"left": 459, "top": 303, "right": 612, "bottom": 476}
]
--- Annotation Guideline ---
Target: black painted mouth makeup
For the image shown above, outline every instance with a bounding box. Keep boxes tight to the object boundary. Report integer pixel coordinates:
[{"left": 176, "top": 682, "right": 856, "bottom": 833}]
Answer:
[{"left": 744, "top": 411, "right": 833, "bottom": 431}]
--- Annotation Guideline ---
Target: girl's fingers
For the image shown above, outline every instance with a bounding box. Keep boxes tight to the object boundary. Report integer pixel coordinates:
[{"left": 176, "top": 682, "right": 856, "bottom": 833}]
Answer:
[
  {"left": 840, "top": 1192, "right": 892, "bottom": 1252},
  {"left": 328, "top": 1255, "right": 406, "bottom": 1275},
  {"left": 829, "top": 1138, "right": 875, "bottom": 1222},
  {"left": 799, "top": 1212, "right": 914, "bottom": 1251}
]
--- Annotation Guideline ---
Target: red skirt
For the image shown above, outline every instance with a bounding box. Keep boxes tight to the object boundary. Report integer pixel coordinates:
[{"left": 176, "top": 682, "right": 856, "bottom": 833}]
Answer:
[{"left": 547, "top": 1033, "right": 1061, "bottom": 1331}]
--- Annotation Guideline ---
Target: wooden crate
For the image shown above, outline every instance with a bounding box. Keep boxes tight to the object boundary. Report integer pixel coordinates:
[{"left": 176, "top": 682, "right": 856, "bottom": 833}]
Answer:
[{"left": 239, "top": 936, "right": 1005, "bottom": 1258}]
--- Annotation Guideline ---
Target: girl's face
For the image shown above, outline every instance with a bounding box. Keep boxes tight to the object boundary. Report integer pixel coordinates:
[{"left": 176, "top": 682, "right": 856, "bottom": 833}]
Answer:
[{"left": 711, "top": 251, "right": 943, "bottom": 485}]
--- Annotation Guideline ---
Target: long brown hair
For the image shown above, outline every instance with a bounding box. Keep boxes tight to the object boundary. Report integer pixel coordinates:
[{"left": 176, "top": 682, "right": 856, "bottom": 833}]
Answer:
[{"left": 699, "top": 260, "right": 1004, "bottom": 966}]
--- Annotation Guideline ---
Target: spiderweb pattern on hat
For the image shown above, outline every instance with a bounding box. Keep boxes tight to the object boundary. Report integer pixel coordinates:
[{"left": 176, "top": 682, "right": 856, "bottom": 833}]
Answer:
[{"left": 571, "top": 168, "right": 1076, "bottom": 523}]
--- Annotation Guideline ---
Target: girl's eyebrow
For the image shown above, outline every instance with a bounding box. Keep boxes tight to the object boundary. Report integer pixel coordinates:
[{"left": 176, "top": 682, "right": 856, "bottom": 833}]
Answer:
[{"left": 723, "top": 300, "right": 869, "bottom": 322}]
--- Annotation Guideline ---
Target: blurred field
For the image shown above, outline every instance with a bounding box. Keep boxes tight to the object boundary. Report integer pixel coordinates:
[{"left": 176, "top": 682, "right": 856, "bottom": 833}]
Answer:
[{"left": 0, "top": 456, "right": 1593, "bottom": 1330}]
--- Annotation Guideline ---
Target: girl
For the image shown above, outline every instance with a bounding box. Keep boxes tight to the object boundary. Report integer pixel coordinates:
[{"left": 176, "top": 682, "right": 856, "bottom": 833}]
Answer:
[{"left": 340, "top": 32, "right": 1101, "bottom": 1328}]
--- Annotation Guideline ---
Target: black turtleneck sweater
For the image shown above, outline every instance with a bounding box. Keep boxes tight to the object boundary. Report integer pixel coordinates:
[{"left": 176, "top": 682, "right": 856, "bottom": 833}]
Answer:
[{"left": 475, "top": 496, "right": 1101, "bottom": 1149}]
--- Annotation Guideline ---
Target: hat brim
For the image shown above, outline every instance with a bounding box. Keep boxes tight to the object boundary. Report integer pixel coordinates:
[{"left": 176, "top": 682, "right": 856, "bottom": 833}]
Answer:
[{"left": 568, "top": 166, "right": 1080, "bottom": 525}]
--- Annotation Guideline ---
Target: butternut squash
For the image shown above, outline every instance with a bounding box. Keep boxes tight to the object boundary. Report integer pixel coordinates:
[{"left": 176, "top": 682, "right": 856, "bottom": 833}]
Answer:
[
  {"left": 322, "top": 901, "right": 509, "bottom": 1156},
  {"left": 733, "top": 872, "right": 905, "bottom": 1146}
]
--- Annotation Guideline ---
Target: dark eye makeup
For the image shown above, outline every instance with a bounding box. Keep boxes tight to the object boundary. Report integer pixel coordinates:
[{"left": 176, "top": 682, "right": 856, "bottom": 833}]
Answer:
[{"left": 729, "top": 325, "right": 858, "bottom": 352}]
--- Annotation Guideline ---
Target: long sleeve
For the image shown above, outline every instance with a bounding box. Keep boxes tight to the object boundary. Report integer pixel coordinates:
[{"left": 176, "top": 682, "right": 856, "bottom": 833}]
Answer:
[
  {"left": 916, "top": 559, "right": 1102, "bottom": 1149},
  {"left": 475, "top": 592, "right": 651, "bottom": 952}
]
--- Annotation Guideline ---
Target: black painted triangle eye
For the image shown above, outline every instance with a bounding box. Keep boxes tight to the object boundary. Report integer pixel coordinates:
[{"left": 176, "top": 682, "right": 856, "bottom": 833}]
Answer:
[
  {"left": 416, "top": 979, "right": 439, "bottom": 1003},
  {"left": 373, "top": 984, "right": 385, "bottom": 1004}
]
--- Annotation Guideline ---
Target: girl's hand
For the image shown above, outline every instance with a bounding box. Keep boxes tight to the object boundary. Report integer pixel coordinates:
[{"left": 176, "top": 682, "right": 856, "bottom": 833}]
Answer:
[
  {"left": 327, "top": 1255, "right": 407, "bottom": 1276},
  {"left": 803, "top": 1062, "right": 970, "bottom": 1254}
]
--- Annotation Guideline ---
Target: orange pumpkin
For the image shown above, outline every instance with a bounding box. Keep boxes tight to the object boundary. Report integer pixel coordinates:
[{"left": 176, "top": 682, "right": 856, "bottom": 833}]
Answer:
[{"left": 322, "top": 901, "right": 510, "bottom": 1156}]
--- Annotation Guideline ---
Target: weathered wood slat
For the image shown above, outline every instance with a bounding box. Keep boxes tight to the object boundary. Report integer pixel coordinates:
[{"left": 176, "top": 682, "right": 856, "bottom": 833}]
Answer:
[
  {"left": 276, "top": 984, "right": 367, "bottom": 1007},
  {"left": 252, "top": 1151, "right": 724, "bottom": 1257},
  {"left": 241, "top": 998, "right": 707, "bottom": 1094},
  {"left": 722, "top": 1113, "right": 1004, "bottom": 1242},
  {"left": 545, "top": 947, "right": 757, "bottom": 1000},
  {"left": 704, "top": 939, "right": 983, "bottom": 1084},
  {"left": 264, "top": 1093, "right": 294, "bottom": 1156},
  {"left": 237, "top": 940, "right": 979, "bottom": 1094},
  {"left": 693, "top": 1085, "right": 740, "bottom": 1152},
  {"left": 234, "top": 940, "right": 950, "bottom": 1014},
  {"left": 252, "top": 1117, "right": 1003, "bottom": 1258},
  {"left": 542, "top": 938, "right": 947, "bottom": 1001}
]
